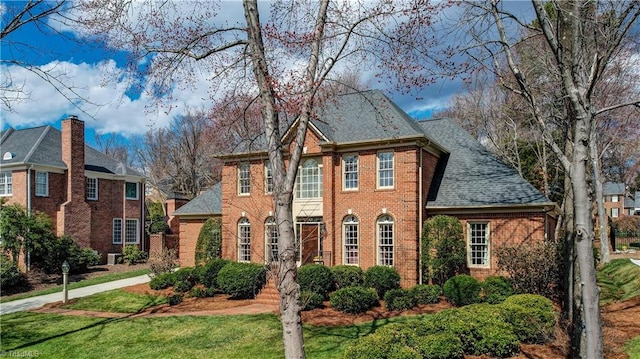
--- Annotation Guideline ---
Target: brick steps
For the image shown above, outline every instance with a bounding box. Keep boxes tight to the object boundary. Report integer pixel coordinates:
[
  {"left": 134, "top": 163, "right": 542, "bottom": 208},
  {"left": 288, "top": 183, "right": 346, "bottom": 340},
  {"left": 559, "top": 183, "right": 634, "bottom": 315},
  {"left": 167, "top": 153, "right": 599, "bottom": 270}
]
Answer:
[{"left": 255, "top": 275, "right": 280, "bottom": 311}]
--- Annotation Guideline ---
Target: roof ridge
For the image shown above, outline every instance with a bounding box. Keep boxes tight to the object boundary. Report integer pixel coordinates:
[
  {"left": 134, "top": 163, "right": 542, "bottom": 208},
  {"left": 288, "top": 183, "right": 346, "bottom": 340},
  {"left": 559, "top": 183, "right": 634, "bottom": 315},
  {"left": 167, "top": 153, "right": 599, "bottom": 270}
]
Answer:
[
  {"left": 0, "top": 128, "right": 15, "bottom": 144},
  {"left": 23, "top": 126, "right": 52, "bottom": 163}
]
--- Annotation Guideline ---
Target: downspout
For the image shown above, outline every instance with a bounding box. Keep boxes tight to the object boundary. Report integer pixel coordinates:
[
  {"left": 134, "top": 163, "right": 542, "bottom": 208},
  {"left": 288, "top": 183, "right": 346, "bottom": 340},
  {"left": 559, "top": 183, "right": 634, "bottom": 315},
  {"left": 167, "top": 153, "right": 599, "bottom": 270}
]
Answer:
[
  {"left": 418, "top": 150, "right": 423, "bottom": 285},
  {"left": 27, "top": 165, "right": 33, "bottom": 271},
  {"left": 122, "top": 181, "right": 126, "bottom": 251},
  {"left": 141, "top": 181, "right": 145, "bottom": 252}
]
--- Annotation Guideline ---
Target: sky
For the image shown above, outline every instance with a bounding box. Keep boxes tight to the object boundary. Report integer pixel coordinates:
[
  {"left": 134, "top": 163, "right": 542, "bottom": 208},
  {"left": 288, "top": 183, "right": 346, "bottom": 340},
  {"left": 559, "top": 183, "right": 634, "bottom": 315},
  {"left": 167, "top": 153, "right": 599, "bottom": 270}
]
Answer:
[{"left": 0, "top": 1, "right": 532, "bottom": 147}]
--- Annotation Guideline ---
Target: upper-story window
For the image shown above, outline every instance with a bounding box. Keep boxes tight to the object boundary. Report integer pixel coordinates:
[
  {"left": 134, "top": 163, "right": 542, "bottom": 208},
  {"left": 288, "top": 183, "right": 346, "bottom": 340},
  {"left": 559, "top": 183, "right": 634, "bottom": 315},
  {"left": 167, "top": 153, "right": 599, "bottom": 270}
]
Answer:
[
  {"left": 611, "top": 195, "right": 619, "bottom": 203},
  {"left": 238, "top": 163, "right": 251, "bottom": 195},
  {"left": 296, "top": 158, "right": 322, "bottom": 198},
  {"left": 265, "top": 161, "right": 273, "bottom": 194},
  {"left": 343, "top": 215, "right": 359, "bottom": 265},
  {"left": 377, "top": 151, "right": 394, "bottom": 189},
  {"left": 35, "top": 171, "right": 49, "bottom": 197},
  {"left": 86, "top": 177, "right": 98, "bottom": 200},
  {"left": 343, "top": 154, "right": 359, "bottom": 190},
  {"left": 0, "top": 171, "right": 12, "bottom": 196},
  {"left": 238, "top": 217, "right": 251, "bottom": 262},
  {"left": 468, "top": 222, "right": 490, "bottom": 267},
  {"left": 125, "top": 182, "right": 138, "bottom": 200}
]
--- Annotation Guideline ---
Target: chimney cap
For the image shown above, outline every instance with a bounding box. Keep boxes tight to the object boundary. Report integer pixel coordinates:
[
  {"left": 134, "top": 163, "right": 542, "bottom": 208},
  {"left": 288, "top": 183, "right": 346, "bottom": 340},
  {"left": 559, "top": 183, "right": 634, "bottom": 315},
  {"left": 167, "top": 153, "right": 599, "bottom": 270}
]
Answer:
[{"left": 67, "top": 115, "right": 79, "bottom": 121}]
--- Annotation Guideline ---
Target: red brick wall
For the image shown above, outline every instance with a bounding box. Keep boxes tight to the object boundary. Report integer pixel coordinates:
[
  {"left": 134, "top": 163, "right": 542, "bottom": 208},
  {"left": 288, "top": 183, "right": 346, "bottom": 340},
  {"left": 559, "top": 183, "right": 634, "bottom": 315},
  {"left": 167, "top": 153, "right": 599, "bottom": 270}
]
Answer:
[{"left": 177, "top": 217, "right": 217, "bottom": 267}]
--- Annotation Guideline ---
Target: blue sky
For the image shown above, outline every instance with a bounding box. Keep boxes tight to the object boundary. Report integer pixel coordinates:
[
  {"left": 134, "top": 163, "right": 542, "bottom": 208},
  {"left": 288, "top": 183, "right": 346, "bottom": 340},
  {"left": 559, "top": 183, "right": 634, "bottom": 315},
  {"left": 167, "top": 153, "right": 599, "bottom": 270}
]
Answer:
[{"left": 0, "top": 1, "right": 509, "bottom": 147}]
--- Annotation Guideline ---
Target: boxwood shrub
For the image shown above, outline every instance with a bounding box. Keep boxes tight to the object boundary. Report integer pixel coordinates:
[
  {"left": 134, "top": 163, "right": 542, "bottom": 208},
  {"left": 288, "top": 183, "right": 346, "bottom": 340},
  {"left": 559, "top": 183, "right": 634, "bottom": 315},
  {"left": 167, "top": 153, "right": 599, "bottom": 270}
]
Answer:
[
  {"left": 500, "top": 294, "right": 557, "bottom": 343},
  {"left": 197, "top": 258, "right": 229, "bottom": 289},
  {"left": 410, "top": 284, "right": 441, "bottom": 304},
  {"left": 443, "top": 274, "right": 481, "bottom": 306},
  {"left": 331, "top": 265, "right": 364, "bottom": 290},
  {"left": 482, "top": 276, "right": 514, "bottom": 304},
  {"left": 300, "top": 290, "right": 324, "bottom": 311},
  {"left": 217, "top": 262, "right": 266, "bottom": 299},
  {"left": 173, "top": 267, "right": 197, "bottom": 286},
  {"left": 384, "top": 289, "right": 417, "bottom": 311},
  {"left": 149, "top": 272, "right": 176, "bottom": 290},
  {"left": 364, "top": 265, "right": 400, "bottom": 297},
  {"left": 168, "top": 293, "right": 183, "bottom": 306},
  {"left": 0, "top": 254, "right": 26, "bottom": 288},
  {"left": 415, "top": 332, "right": 464, "bottom": 359},
  {"left": 330, "top": 286, "right": 378, "bottom": 314},
  {"left": 298, "top": 264, "right": 335, "bottom": 299},
  {"left": 173, "top": 279, "right": 194, "bottom": 293}
]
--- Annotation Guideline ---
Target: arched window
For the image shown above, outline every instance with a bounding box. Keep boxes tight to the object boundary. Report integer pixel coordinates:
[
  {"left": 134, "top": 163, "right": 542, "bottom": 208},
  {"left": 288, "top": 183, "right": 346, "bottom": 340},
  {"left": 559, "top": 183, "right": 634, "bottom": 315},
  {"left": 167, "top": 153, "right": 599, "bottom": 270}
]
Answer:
[
  {"left": 343, "top": 215, "right": 359, "bottom": 265},
  {"left": 238, "top": 218, "right": 251, "bottom": 262},
  {"left": 377, "top": 215, "right": 394, "bottom": 266},
  {"left": 296, "top": 159, "right": 322, "bottom": 198},
  {"left": 265, "top": 217, "right": 278, "bottom": 262}
]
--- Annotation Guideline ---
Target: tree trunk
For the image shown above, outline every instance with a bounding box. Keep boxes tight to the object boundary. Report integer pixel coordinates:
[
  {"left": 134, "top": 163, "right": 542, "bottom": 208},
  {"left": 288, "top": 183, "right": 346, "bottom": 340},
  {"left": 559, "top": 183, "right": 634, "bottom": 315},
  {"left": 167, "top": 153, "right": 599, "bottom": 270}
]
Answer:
[{"left": 590, "top": 132, "right": 610, "bottom": 264}]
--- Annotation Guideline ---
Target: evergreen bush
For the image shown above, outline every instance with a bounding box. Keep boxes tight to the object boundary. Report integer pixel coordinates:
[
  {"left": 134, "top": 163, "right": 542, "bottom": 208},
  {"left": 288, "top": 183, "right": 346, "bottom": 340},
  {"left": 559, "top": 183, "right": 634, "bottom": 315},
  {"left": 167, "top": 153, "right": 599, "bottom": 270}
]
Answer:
[
  {"left": 443, "top": 274, "right": 481, "bottom": 306},
  {"left": 330, "top": 286, "right": 378, "bottom": 314},
  {"left": 217, "top": 262, "right": 266, "bottom": 299},
  {"left": 421, "top": 215, "right": 467, "bottom": 285},
  {"left": 500, "top": 294, "right": 556, "bottom": 343},
  {"left": 410, "top": 284, "right": 441, "bottom": 304},
  {"left": 149, "top": 272, "right": 176, "bottom": 290},
  {"left": 364, "top": 265, "right": 400, "bottom": 297},
  {"left": 482, "top": 276, "right": 514, "bottom": 304},
  {"left": 0, "top": 253, "right": 25, "bottom": 288},
  {"left": 384, "top": 289, "right": 417, "bottom": 311},
  {"left": 414, "top": 333, "right": 464, "bottom": 359},
  {"left": 194, "top": 217, "right": 222, "bottom": 265},
  {"left": 196, "top": 258, "right": 229, "bottom": 289},
  {"left": 300, "top": 290, "right": 323, "bottom": 311},
  {"left": 168, "top": 293, "right": 183, "bottom": 306},
  {"left": 122, "top": 245, "right": 148, "bottom": 265},
  {"left": 298, "top": 264, "right": 335, "bottom": 299},
  {"left": 331, "top": 265, "right": 364, "bottom": 289}
]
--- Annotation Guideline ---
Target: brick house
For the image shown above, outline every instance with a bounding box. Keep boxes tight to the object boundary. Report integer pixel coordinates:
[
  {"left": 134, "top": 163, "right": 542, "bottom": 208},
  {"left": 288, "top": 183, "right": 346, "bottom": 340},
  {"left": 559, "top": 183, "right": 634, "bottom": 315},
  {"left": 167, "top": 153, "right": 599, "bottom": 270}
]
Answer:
[
  {"left": 0, "top": 116, "right": 146, "bottom": 262},
  {"left": 603, "top": 182, "right": 627, "bottom": 219},
  {"left": 212, "top": 90, "right": 556, "bottom": 286}
]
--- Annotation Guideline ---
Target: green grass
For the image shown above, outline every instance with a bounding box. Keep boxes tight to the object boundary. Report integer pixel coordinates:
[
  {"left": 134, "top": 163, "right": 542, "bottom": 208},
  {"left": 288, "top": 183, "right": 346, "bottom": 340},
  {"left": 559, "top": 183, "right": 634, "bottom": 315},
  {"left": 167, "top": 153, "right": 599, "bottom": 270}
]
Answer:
[
  {"left": 597, "top": 258, "right": 640, "bottom": 305},
  {"left": 0, "top": 268, "right": 150, "bottom": 303},
  {"left": 624, "top": 336, "right": 640, "bottom": 358},
  {"left": 63, "top": 289, "right": 167, "bottom": 313}
]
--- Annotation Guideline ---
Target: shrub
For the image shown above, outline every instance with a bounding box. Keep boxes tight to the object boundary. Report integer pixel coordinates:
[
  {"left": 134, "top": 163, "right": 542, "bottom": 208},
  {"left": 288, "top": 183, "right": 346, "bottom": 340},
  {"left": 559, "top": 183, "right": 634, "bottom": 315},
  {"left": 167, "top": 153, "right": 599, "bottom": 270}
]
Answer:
[
  {"left": 148, "top": 248, "right": 178, "bottom": 276},
  {"left": 330, "top": 286, "right": 378, "bottom": 314},
  {"left": 364, "top": 266, "right": 400, "bottom": 297},
  {"left": 31, "top": 235, "right": 100, "bottom": 274},
  {"left": 331, "top": 265, "right": 364, "bottom": 289},
  {"left": 410, "top": 284, "right": 441, "bottom": 304},
  {"left": 482, "top": 276, "right": 514, "bottom": 304},
  {"left": 168, "top": 293, "right": 183, "bottom": 306},
  {"left": 496, "top": 241, "right": 561, "bottom": 299},
  {"left": 443, "top": 275, "right": 481, "bottom": 306},
  {"left": 188, "top": 286, "right": 210, "bottom": 298},
  {"left": 300, "top": 290, "right": 323, "bottom": 311},
  {"left": 415, "top": 333, "right": 464, "bottom": 359},
  {"left": 384, "top": 289, "right": 417, "bottom": 311},
  {"left": 500, "top": 294, "right": 557, "bottom": 343},
  {"left": 197, "top": 258, "right": 229, "bottom": 289},
  {"left": 173, "top": 280, "right": 195, "bottom": 293},
  {"left": 194, "top": 217, "right": 223, "bottom": 265},
  {"left": 122, "top": 245, "right": 147, "bottom": 265},
  {"left": 217, "top": 262, "right": 266, "bottom": 299},
  {"left": 149, "top": 272, "right": 176, "bottom": 290},
  {"left": 0, "top": 253, "right": 26, "bottom": 288},
  {"left": 298, "top": 264, "right": 335, "bottom": 299},
  {"left": 421, "top": 215, "right": 467, "bottom": 285}
]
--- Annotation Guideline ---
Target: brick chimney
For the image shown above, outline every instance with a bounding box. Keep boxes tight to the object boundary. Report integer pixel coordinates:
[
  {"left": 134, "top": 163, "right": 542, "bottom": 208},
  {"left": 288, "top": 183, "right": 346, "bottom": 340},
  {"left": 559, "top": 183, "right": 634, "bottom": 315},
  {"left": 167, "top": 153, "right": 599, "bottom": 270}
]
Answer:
[{"left": 62, "top": 115, "right": 85, "bottom": 201}]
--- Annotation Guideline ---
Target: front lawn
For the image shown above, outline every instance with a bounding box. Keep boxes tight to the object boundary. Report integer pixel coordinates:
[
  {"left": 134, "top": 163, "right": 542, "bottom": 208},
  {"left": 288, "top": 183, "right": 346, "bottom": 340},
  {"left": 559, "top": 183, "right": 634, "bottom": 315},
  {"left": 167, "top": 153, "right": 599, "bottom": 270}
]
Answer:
[
  {"left": 63, "top": 289, "right": 167, "bottom": 313},
  {"left": 597, "top": 258, "right": 640, "bottom": 304}
]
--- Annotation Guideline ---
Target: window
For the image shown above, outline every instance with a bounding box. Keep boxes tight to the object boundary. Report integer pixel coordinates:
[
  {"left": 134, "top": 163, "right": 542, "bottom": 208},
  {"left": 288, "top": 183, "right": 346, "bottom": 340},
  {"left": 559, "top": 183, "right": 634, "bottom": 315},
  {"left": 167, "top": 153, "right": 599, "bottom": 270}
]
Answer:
[
  {"left": 125, "top": 182, "right": 138, "bottom": 199},
  {"left": 265, "top": 217, "right": 278, "bottom": 262},
  {"left": 343, "top": 215, "right": 359, "bottom": 265},
  {"left": 35, "top": 171, "right": 48, "bottom": 197},
  {"left": 113, "top": 218, "right": 123, "bottom": 244},
  {"left": 612, "top": 208, "right": 619, "bottom": 218},
  {"left": 238, "top": 218, "right": 251, "bottom": 262},
  {"left": 343, "top": 154, "right": 359, "bottom": 190},
  {"left": 611, "top": 195, "right": 619, "bottom": 203},
  {"left": 265, "top": 161, "right": 273, "bottom": 194},
  {"left": 238, "top": 163, "right": 251, "bottom": 195},
  {"left": 377, "top": 151, "right": 394, "bottom": 188},
  {"left": 468, "top": 222, "right": 489, "bottom": 267},
  {"left": 377, "top": 215, "right": 394, "bottom": 266},
  {"left": 295, "top": 159, "right": 323, "bottom": 198},
  {"left": 0, "top": 171, "right": 12, "bottom": 196},
  {"left": 86, "top": 177, "right": 98, "bottom": 200}
]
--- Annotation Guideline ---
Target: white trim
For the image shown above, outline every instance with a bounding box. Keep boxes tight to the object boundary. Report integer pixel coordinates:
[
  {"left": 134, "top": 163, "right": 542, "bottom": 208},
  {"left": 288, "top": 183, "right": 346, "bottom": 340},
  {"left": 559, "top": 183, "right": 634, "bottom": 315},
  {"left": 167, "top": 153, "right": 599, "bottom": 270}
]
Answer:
[
  {"left": 238, "top": 163, "right": 251, "bottom": 196},
  {"left": 238, "top": 217, "right": 251, "bottom": 262},
  {"left": 342, "top": 215, "right": 359, "bottom": 265},
  {"left": 377, "top": 214, "right": 394, "bottom": 266},
  {"left": 342, "top": 153, "right": 359, "bottom": 191},
  {"left": 467, "top": 222, "right": 490, "bottom": 268},
  {"left": 35, "top": 171, "right": 49, "bottom": 197},
  {"left": 125, "top": 182, "right": 139, "bottom": 200},
  {"left": 113, "top": 218, "right": 123, "bottom": 244},
  {"left": 124, "top": 218, "right": 140, "bottom": 244},
  {"left": 376, "top": 150, "right": 394, "bottom": 189},
  {"left": 264, "top": 161, "right": 273, "bottom": 194},
  {"left": 0, "top": 171, "right": 13, "bottom": 197},
  {"left": 87, "top": 177, "right": 98, "bottom": 200}
]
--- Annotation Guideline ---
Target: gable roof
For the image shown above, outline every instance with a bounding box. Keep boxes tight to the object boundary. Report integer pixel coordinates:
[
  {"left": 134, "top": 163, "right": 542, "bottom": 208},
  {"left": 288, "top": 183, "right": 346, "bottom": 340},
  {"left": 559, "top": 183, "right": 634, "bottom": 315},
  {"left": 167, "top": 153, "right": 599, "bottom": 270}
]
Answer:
[
  {"left": 603, "top": 182, "right": 625, "bottom": 196},
  {"left": 418, "top": 118, "right": 553, "bottom": 208},
  {"left": 173, "top": 183, "right": 222, "bottom": 216},
  {"left": 0, "top": 125, "right": 142, "bottom": 177}
]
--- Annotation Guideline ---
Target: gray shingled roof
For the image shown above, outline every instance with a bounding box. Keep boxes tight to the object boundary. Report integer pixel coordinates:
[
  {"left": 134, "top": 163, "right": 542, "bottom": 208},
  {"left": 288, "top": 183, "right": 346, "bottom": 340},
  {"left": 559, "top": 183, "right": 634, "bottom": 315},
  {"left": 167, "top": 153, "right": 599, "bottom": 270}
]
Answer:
[
  {"left": 419, "top": 118, "right": 552, "bottom": 208},
  {"left": 0, "top": 125, "right": 142, "bottom": 177},
  {"left": 603, "top": 182, "right": 625, "bottom": 196},
  {"left": 173, "top": 183, "right": 222, "bottom": 216}
]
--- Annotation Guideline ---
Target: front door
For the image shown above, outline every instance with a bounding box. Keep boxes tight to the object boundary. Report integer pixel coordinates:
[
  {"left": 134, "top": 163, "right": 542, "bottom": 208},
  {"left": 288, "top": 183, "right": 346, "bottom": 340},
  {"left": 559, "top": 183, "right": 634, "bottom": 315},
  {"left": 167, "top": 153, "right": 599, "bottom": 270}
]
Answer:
[{"left": 297, "top": 217, "right": 322, "bottom": 264}]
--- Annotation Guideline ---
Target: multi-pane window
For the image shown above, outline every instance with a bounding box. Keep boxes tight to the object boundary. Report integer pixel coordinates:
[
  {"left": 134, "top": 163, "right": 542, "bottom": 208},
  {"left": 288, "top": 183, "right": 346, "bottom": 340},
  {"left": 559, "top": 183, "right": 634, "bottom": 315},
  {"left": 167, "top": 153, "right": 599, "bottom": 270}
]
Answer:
[
  {"left": 612, "top": 208, "right": 619, "bottom": 218},
  {"left": 35, "top": 171, "right": 48, "bottom": 196},
  {"left": 611, "top": 195, "right": 619, "bottom": 203},
  {"left": 265, "top": 161, "right": 273, "bottom": 194},
  {"left": 377, "top": 151, "right": 394, "bottom": 188},
  {"left": 86, "top": 177, "right": 98, "bottom": 200},
  {"left": 125, "top": 182, "right": 138, "bottom": 199},
  {"left": 0, "top": 171, "right": 12, "bottom": 196},
  {"left": 343, "top": 154, "right": 359, "bottom": 190},
  {"left": 238, "top": 163, "right": 251, "bottom": 195},
  {"left": 296, "top": 159, "right": 322, "bottom": 198},
  {"left": 343, "top": 215, "right": 359, "bottom": 265},
  {"left": 113, "top": 218, "right": 123, "bottom": 244},
  {"left": 377, "top": 215, "right": 394, "bottom": 266},
  {"left": 125, "top": 219, "right": 139, "bottom": 244},
  {"left": 265, "top": 217, "right": 278, "bottom": 262},
  {"left": 238, "top": 218, "right": 251, "bottom": 262},
  {"left": 468, "top": 222, "right": 489, "bottom": 267}
]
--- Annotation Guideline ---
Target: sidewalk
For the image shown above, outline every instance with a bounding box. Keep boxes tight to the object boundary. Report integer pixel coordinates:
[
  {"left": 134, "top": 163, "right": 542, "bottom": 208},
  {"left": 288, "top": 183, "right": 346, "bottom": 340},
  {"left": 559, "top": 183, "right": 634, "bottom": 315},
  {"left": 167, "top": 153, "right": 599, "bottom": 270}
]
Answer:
[{"left": 0, "top": 275, "right": 151, "bottom": 315}]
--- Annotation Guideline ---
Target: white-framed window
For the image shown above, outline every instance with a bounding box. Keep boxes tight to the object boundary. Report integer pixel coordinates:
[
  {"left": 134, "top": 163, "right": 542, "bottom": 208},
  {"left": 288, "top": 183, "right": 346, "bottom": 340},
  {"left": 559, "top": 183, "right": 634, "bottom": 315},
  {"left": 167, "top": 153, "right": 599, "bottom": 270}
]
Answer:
[
  {"left": 0, "top": 171, "right": 12, "bottom": 196},
  {"left": 113, "top": 218, "right": 123, "bottom": 244},
  {"left": 238, "top": 163, "right": 251, "bottom": 195},
  {"left": 377, "top": 215, "right": 394, "bottom": 266},
  {"left": 377, "top": 151, "right": 394, "bottom": 189},
  {"left": 265, "top": 217, "right": 278, "bottom": 262},
  {"left": 343, "top": 215, "right": 359, "bottom": 265},
  {"left": 468, "top": 222, "right": 490, "bottom": 267},
  {"left": 265, "top": 161, "right": 273, "bottom": 194},
  {"left": 35, "top": 171, "right": 48, "bottom": 197},
  {"left": 295, "top": 158, "right": 323, "bottom": 198},
  {"left": 87, "top": 177, "right": 98, "bottom": 200},
  {"left": 611, "top": 195, "right": 619, "bottom": 203},
  {"left": 125, "top": 182, "right": 139, "bottom": 200},
  {"left": 611, "top": 208, "right": 619, "bottom": 218},
  {"left": 125, "top": 219, "right": 139, "bottom": 244},
  {"left": 238, "top": 217, "right": 251, "bottom": 262},
  {"left": 342, "top": 154, "right": 359, "bottom": 190}
]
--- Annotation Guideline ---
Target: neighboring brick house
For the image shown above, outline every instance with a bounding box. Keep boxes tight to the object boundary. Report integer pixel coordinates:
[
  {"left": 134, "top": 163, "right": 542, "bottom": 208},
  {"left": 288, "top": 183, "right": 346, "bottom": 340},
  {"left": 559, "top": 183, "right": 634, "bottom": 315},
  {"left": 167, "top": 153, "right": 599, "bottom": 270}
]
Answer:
[
  {"left": 603, "top": 182, "right": 627, "bottom": 219},
  {"left": 215, "top": 90, "right": 556, "bottom": 286},
  {"left": 0, "top": 116, "right": 146, "bottom": 262}
]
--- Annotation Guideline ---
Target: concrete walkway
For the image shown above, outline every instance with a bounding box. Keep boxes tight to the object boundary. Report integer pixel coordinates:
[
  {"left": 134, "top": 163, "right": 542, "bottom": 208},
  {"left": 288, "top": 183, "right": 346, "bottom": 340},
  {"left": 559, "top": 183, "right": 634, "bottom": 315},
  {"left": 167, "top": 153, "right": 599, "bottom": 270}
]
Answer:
[{"left": 0, "top": 275, "right": 151, "bottom": 315}]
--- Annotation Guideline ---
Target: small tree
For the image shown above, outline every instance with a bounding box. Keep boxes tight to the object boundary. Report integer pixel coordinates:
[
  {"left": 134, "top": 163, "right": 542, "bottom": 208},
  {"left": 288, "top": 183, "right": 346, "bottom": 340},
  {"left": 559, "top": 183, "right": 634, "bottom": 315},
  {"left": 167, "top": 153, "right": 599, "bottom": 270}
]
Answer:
[
  {"left": 194, "top": 217, "right": 222, "bottom": 265},
  {"left": 422, "top": 215, "right": 467, "bottom": 285},
  {"left": 0, "top": 203, "right": 55, "bottom": 267}
]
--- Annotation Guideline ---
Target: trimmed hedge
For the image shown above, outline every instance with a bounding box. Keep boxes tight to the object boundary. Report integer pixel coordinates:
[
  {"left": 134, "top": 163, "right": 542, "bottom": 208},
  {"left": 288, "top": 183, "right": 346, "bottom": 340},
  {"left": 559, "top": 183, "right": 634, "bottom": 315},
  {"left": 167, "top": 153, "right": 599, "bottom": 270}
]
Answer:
[
  {"left": 149, "top": 272, "right": 176, "bottom": 290},
  {"left": 217, "top": 262, "right": 266, "bottom": 299},
  {"left": 298, "top": 264, "right": 335, "bottom": 299},
  {"left": 364, "top": 266, "right": 400, "bottom": 297},
  {"left": 331, "top": 265, "right": 364, "bottom": 290},
  {"left": 330, "top": 286, "right": 378, "bottom": 314},
  {"left": 482, "top": 276, "right": 514, "bottom": 304},
  {"left": 410, "top": 284, "right": 441, "bottom": 305},
  {"left": 500, "top": 294, "right": 556, "bottom": 343},
  {"left": 384, "top": 289, "right": 417, "bottom": 311},
  {"left": 443, "top": 274, "right": 481, "bottom": 306},
  {"left": 300, "top": 290, "right": 324, "bottom": 311},
  {"left": 196, "top": 258, "right": 229, "bottom": 289}
]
